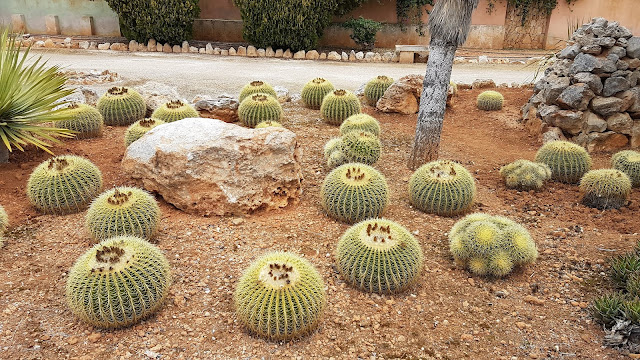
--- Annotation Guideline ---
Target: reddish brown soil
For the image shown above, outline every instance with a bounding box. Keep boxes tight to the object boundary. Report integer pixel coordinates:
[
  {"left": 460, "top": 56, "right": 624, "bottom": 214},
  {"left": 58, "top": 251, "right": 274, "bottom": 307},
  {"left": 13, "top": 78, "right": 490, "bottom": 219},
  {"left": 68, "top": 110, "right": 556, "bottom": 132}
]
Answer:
[{"left": 0, "top": 88, "right": 636, "bottom": 359}]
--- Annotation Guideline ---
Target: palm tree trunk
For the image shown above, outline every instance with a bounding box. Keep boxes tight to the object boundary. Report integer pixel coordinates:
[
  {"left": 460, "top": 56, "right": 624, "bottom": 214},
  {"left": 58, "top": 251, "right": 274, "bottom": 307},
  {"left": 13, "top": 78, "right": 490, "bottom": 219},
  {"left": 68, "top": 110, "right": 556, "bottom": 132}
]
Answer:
[
  {"left": 0, "top": 144, "right": 8, "bottom": 163},
  {"left": 407, "top": 40, "right": 457, "bottom": 170}
]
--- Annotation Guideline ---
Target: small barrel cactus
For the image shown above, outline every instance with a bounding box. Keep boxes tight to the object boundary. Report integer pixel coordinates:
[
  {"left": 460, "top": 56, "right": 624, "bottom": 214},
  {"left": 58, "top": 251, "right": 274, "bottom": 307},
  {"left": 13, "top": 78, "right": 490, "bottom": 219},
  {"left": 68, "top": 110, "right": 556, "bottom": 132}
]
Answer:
[
  {"left": 612, "top": 150, "right": 640, "bottom": 187},
  {"left": 239, "top": 80, "right": 277, "bottom": 102},
  {"left": 86, "top": 187, "right": 161, "bottom": 241},
  {"left": 57, "top": 103, "right": 104, "bottom": 139},
  {"left": 324, "top": 138, "right": 343, "bottom": 159},
  {"left": 336, "top": 219, "right": 423, "bottom": 294},
  {"left": 151, "top": 100, "right": 199, "bottom": 123},
  {"left": 125, "top": 118, "right": 165, "bottom": 147},
  {"left": 27, "top": 155, "right": 103, "bottom": 214},
  {"left": 238, "top": 93, "right": 283, "bottom": 128},
  {"left": 321, "top": 163, "right": 389, "bottom": 223},
  {"left": 499, "top": 160, "right": 552, "bottom": 191},
  {"left": 66, "top": 236, "right": 171, "bottom": 328},
  {"left": 234, "top": 252, "right": 326, "bottom": 341},
  {"left": 320, "top": 89, "right": 361, "bottom": 125},
  {"left": 339, "top": 114, "right": 381, "bottom": 137},
  {"left": 301, "top": 78, "right": 335, "bottom": 109},
  {"left": 340, "top": 131, "right": 381, "bottom": 165},
  {"left": 327, "top": 150, "right": 347, "bottom": 169},
  {"left": 579, "top": 169, "right": 631, "bottom": 210},
  {"left": 449, "top": 213, "right": 538, "bottom": 277},
  {"left": 96, "top": 86, "right": 146, "bottom": 126},
  {"left": 255, "top": 120, "right": 283, "bottom": 128},
  {"left": 476, "top": 90, "right": 504, "bottom": 111},
  {"left": 409, "top": 160, "right": 476, "bottom": 216},
  {"left": 535, "top": 140, "right": 592, "bottom": 183},
  {"left": 364, "top": 76, "right": 394, "bottom": 106},
  {"left": 0, "top": 204, "right": 7, "bottom": 246}
]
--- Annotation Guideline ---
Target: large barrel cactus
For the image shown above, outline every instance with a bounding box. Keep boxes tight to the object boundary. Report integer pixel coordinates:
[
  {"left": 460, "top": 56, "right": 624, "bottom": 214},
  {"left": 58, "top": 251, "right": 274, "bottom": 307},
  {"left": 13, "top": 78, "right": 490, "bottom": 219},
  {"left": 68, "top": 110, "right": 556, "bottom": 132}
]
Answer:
[
  {"left": 321, "top": 163, "right": 389, "bottom": 223},
  {"left": 66, "top": 236, "right": 171, "bottom": 328},
  {"left": 579, "top": 169, "right": 631, "bottom": 210},
  {"left": 364, "top": 76, "right": 393, "bottom": 106},
  {"left": 27, "top": 155, "right": 103, "bottom": 214},
  {"left": 301, "top": 78, "right": 335, "bottom": 109},
  {"left": 86, "top": 187, "right": 161, "bottom": 241},
  {"left": 409, "top": 160, "right": 476, "bottom": 216},
  {"left": 499, "top": 160, "right": 552, "bottom": 191},
  {"left": 320, "top": 89, "right": 361, "bottom": 125},
  {"left": 612, "top": 150, "right": 640, "bottom": 187},
  {"left": 238, "top": 93, "right": 283, "bottom": 128},
  {"left": 96, "top": 87, "right": 146, "bottom": 126},
  {"left": 125, "top": 118, "right": 165, "bottom": 147},
  {"left": 239, "top": 81, "right": 277, "bottom": 102},
  {"left": 535, "top": 140, "right": 592, "bottom": 183},
  {"left": 151, "top": 100, "right": 199, "bottom": 123},
  {"left": 340, "top": 131, "right": 381, "bottom": 165},
  {"left": 340, "top": 113, "right": 381, "bottom": 137},
  {"left": 336, "top": 218, "right": 423, "bottom": 294},
  {"left": 56, "top": 103, "right": 104, "bottom": 139},
  {"left": 234, "top": 252, "right": 326, "bottom": 341}
]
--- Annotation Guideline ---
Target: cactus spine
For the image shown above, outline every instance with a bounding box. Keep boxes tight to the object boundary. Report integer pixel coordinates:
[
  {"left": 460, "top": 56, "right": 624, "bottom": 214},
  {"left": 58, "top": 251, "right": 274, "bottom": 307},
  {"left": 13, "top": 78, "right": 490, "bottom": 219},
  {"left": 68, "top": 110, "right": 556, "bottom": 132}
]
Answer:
[
  {"left": 612, "top": 150, "right": 640, "bottom": 187},
  {"left": 364, "top": 76, "right": 394, "bottom": 106},
  {"left": 125, "top": 118, "right": 165, "bottom": 147},
  {"left": 238, "top": 93, "right": 283, "bottom": 128},
  {"left": 579, "top": 169, "right": 631, "bottom": 210},
  {"left": 500, "top": 160, "right": 552, "bottom": 191},
  {"left": 301, "top": 78, "right": 335, "bottom": 109},
  {"left": 151, "top": 100, "right": 199, "bottom": 123},
  {"left": 321, "top": 163, "right": 389, "bottom": 223},
  {"left": 320, "top": 89, "right": 361, "bottom": 125},
  {"left": 340, "top": 131, "right": 381, "bottom": 165},
  {"left": 336, "top": 219, "right": 423, "bottom": 294},
  {"left": 476, "top": 91, "right": 504, "bottom": 111},
  {"left": 408, "top": 160, "right": 476, "bottom": 216},
  {"left": 86, "top": 187, "right": 161, "bottom": 241},
  {"left": 57, "top": 103, "right": 104, "bottom": 139},
  {"left": 535, "top": 140, "right": 592, "bottom": 183},
  {"left": 340, "top": 114, "right": 381, "bottom": 137},
  {"left": 27, "top": 156, "right": 103, "bottom": 214},
  {"left": 96, "top": 87, "right": 146, "bottom": 126},
  {"left": 239, "top": 81, "right": 277, "bottom": 102},
  {"left": 66, "top": 236, "right": 171, "bottom": 328},
  {"left": 234, "top": 252, "right": 326, "bottom": 341}
]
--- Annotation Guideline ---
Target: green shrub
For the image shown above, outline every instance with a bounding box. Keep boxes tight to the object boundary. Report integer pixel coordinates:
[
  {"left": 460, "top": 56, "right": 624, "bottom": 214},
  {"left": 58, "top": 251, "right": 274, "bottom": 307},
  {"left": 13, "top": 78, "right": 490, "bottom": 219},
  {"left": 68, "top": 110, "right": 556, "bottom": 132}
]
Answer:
[
  {"left": 342, "top": 17, "right": 383, "bottom": 50},
  {"left": 105, "top": 0, "right": 200, "bottom": 45}
]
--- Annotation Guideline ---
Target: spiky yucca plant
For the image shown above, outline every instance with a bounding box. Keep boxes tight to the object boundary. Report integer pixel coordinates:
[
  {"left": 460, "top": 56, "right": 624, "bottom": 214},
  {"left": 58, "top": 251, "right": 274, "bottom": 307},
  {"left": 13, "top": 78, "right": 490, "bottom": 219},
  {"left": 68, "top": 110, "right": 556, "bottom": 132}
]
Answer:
[{"left": 0, "top": 29, "right": 74, "bottom": 162}]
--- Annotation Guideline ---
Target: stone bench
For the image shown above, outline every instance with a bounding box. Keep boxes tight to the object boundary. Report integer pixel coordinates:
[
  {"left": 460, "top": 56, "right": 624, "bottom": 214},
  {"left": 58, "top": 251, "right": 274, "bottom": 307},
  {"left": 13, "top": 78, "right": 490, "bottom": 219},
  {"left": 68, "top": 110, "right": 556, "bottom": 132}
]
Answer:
[{"left": 395, "top": 45, "right": 429, "bottom": 64}]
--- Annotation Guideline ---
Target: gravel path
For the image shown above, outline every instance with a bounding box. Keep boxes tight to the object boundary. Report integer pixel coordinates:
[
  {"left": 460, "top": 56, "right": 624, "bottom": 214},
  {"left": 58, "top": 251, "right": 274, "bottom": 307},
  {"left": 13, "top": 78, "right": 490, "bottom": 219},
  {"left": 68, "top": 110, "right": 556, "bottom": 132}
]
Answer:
[{"left": 32, "top": 49, "right": 539, "bottom": 99}]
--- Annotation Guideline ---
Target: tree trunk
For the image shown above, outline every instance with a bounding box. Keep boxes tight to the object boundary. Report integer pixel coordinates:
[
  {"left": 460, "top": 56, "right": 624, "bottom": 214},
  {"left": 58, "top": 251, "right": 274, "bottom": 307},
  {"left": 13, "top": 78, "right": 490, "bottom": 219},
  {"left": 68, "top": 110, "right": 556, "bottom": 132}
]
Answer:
[
  {"left": 407, "top": 40, "right": 457, "bottom": 170},
  {"left": 0, "top": 143, "right": 8, "bottom": 164}
]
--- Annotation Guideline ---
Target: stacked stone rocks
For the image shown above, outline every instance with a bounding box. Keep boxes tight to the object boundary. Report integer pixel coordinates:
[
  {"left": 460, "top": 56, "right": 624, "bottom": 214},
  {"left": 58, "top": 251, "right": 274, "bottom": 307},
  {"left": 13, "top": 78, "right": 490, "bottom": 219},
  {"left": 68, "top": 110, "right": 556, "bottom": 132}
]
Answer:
[{"left": 522, "top": 18, "right": 640, "bottom": 151}]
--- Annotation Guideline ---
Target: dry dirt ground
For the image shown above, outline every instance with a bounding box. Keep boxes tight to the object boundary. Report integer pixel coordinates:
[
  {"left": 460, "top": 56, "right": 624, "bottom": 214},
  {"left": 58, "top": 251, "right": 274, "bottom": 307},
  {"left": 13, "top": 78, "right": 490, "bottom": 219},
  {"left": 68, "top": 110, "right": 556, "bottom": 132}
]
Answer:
[{"left": 0, "top": 88, "right": 638, "bottom": 360}]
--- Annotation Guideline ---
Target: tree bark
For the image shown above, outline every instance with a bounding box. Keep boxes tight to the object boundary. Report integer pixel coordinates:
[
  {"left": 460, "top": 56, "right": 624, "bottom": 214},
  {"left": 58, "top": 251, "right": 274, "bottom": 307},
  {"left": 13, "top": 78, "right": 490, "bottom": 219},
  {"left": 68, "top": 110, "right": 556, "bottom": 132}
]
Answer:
[
  {"left": 0, "top": 143, "right": 8, "bottom": 164},
  {"left": 407, "top": 41, "right": 457, "bottom": 170}
]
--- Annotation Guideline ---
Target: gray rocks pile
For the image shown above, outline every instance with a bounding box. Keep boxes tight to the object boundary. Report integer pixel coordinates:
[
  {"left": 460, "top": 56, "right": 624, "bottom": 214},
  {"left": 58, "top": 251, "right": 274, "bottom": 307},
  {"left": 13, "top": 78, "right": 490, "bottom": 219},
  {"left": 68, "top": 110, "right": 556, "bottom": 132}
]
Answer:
[{"left": 522, "top": 18, "right": 640, "bottom": 151}]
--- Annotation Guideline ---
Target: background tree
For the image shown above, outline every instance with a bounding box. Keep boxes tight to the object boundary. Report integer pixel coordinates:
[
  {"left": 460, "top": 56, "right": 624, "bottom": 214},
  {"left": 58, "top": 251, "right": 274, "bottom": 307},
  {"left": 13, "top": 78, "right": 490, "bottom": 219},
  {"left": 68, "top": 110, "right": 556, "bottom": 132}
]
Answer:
[{"left": 408, "top": 0, "right": 480, "bottom": 170}]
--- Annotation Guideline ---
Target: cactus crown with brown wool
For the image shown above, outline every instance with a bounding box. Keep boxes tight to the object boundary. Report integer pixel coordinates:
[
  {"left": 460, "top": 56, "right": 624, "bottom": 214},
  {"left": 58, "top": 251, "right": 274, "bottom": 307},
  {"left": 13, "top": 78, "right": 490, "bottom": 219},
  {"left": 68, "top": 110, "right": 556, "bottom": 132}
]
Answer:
[
  {"left": 409, "top": 160, "right": 476, "bottom": 216},
  {"left": 320, "top": 89, "right": 361, "bottom": 125},
  {"left": 27, "top": 155, "right": 103, "bottom": 214},
  {"left": 238, "top": 93, "right": 283, "bottom": 128},
  {"left": 125, "top": 118, "right": 165, "bottom": 147},
  {"left": 239, "top": 80, "right": 277, "bottom": 102},
  {"left": 97, "top": 86, "right": 146, "bottom": 126},
  {"left": 579, "top": 169, "right": 631, "bottom": 210},
  {"left": 364, "top": 75, "right": 394, "bottom": 106},
  {"left": 301, "top": 78, "right": 335, "bottom": 109},
  {"left": 612, "top": 150, "right": 640, "bottom": 187},
  {"left": 56, "top": 102, "right": 104, "bottom": 139},
  {"left": 535, "top": 140, "right": 592, "bottom": 183},
  {"left": 151, "top": 100, "right": 199, "bottom": 123}
]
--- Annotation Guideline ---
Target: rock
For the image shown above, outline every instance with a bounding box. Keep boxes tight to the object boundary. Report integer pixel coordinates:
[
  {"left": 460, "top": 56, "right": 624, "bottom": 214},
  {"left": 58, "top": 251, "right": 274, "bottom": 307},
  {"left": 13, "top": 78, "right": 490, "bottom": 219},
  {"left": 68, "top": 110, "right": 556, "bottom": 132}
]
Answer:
[
  {"left": 478, "top": 55, "right": 489, "bottom": 63},
  {"left": 122, "top": 119, "right": 303, "bottom": 216},
  {"left": 556, "top": 83, "right": 594, "bottom": 110},
  {"left": 80, "top": 87, "right": 99, "bottom": 106},
  {"left": 605, "top": 46, "right": 626, "bottom": 58},
  {"left": 205, "top": 43, "right": 214, "bottom": 54},
  {"left": 472, "top": 79, "right": 496, "bottom": 89},
  {"left": 585, "top": 131, "right": 629, "bottom": 152},
  {"left": 129, "top": 40, "right": 138, "bottom": 51},
  {"left": 306, "top": 50, "right": 319, "bottom": 60},
  {"left": 181, "top": 41, "right": 189, "bottom": 53},
  {"left": 97, "top": 43, "right": 110, "bottom": 50},
  {"left": 349, "top": 50, "right": 356, "bottom": 61},
  {"left": 189, "top": 46, "right": 198, "bottom": 53},
  {"left": 631, "top": 122, "right": 640, "bottom": 147},
  {"left": 594, "top": 54, "right": 619, "bottom": 74},
  {"left": 524, "top": 295, "right": 545, "bottom": 306},
  {"left": 220, "top": 49, "right": 229, "bottom": 56},
  {"left": 283, "top": 49, "right": 292, "bottom": 58},
  {"left": 606, "top": 112, "right": 633, "bottom": 134},
  {"left": 342, "top": 52, "right": 349, "bottom": 61},
  {"left": 172, "top": 45, "right": 181, "bottom": 53},
  {"left": 275, "top": 49, "right": 284, "bottom": 57},
  {"left": 628, "top": 37, "right": 640, "bottom": 59},
  {"left": 550, "top": 110, "right": 584, "bottom": 135},
  {"left": 603, "top": 77, "right": 630, "bottom": 96},
  {"left": 137, "top": 82, "right": 183, "bottom": 116},
  {"left": 354, "top": 83, "right": 366, "bottom": 97},
  {"left": 581, "top": 44, "right": 601, "bottom": 55},
  {"left": 571, "top": 53, "right": 598, "bottom": 73},
  {"left": 592, "top": 37, "right": 616, "bottom": 48},
  {"left": 246, "top": 45, "right": 257, "bottom": 57},
  {"left": 162, "top": 43, "right": 171, "bottom": 53},
  {"left": 156, "top": 43, "right": 163, "bottom": 52},
  {"left": 78, "top": 41, "right": 89, "bottom": 50},
  {"left": 628, "top": 87, "right": 640, "bottom": 112},
  {"left": 229, "top": 47, "right": 237, "bottom": 56},
  {"left": 274, "top": 86, "right": 290, "bottom": 103},
  {"left": 257, "top": 48, "right": 266, "bottom": 57},
  {"left": 542, "top": 127, "right": 566, "bottom": 143},
  {"left": 573, "top": 72, "right": 603, "bottom": 95},
  {"left": 88, "top": 333, "right": 101, "bottom": 343},
  {"left": 327, "top": 51, "right": 341, "bottom": 61},
  {"left": 147, "top": 39, "right": 156, "bottom": 52},
  {"left": 628, "top": 58, "right": 640, "bottom": 70},
  {"left": 364, "top": 52, "right": 375, "bottom": 62},
  {"left": 194, "top": 94, "right": 239, "bottom": 123},
  {"left": 266, "top": 47, "right": 275, "bottom": 57},
  {"left": 355, "top": 51, "right": 364, "bottom": 60},
  {"left": 376, "top": 74, "right": 423, "bottom": 115},
  {"left": 293, "top": 50, "right": 305, "bottom": 59},
  {"left": 616, "top": 90, "right": 638, "bottom": 112},
  {"left": 237, "top": 46, "right": 247, "bottom": 56},
  {"left": 583, "top": 111, "right": 607, "bottom": 133},
  {"left": 110, "top": 42, "right": 127, "bottom": 51},
  {"left": 383, "top": 52, "right": 394, "bottom": 62},
  {"left": 542, "top": 76, "right": 571, "bottom": 103},
  {"left": 591, "top": 96, "right": 625, "bottom": 116},
  {"left": 34, "top": 40, "right": 45, "bottom": 47},
  {"left": 558, "top": 43, "right": 581, "bottom": 59}
]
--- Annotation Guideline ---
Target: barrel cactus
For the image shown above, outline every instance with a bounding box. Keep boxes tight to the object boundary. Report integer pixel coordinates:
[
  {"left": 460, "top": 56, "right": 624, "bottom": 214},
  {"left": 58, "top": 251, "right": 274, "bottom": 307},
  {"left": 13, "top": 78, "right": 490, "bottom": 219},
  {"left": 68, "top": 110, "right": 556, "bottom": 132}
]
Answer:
[
  {"left": 0, "top": 204, "right": 7, "bottom": 246},
  {"left": 255, "top": 120, "right": 283, "bottom": 128},
  {"left": 320, "top": 89, "right": 361, "bottom": 125},
  {"left": 327, "top": 150, "right": 347, "bottom": 169},
  {"left": 340, "top": 131, "right": 381, "bottom": 165},
  {"left": 27, "top": 155, "right": 103, "bottom": 214},
  {"left": 56, "top": 103, "right": 103, "bottom": 139},
  {"left": 234, "top": 252, "right": 326, "bottom": 341},
  {"left": 96, "top": 86, "right": 146, "bottom": 126},
  {"left": 449, "top": 213, "right": 538, "bottom": 277},
  {"left": 364, "top": 76, "right": 394, "bottom": 106},
  {"left": 238, "top": 93, "right": 283, "bottom": 128},
  {"left": 124, "top": 118, "right": 165, "bottom": 147},
  {"left": 340, "top": 114, "right": 381, "bottom": 137},
  {"left": 324, "top": 138, "right": 343, "bottom": 159},
  {"left": 239, "top": 81, "right": 277, "bottom": 102},
  {"left": 535, "top": 140, "right": 592, "bottom": 183},
  {"left": 409, "top": 160, "right": 476, "bottom": 216},
  {"left": 151, "top": 100, "right": 199, "bottom": 123},
  {"left": 66, "top": 236, "right": 171, "bottom": 328},
  {"left": 612, "top": 150, "right": 640, "bottom": 187},
  {"left": 86, "top": 187, "right": 161, "bottom": 241},
  {"left": 579, "top": 169, "right": 631, "bottom": 210},
  {"left": 336, "top": 219, "right": 423, "bottom": 294},
  {"left": 476, "top": 91, "right": 504, "bottom": 111},
  {"left": 321, "top": 163, "right": 389, "bottom": 223},
  {"left": 301, "top": 78, "right": 335, "bottom": 109},
  {"left": 499, "top": 160, "right": 552, "bottom": 191}
]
